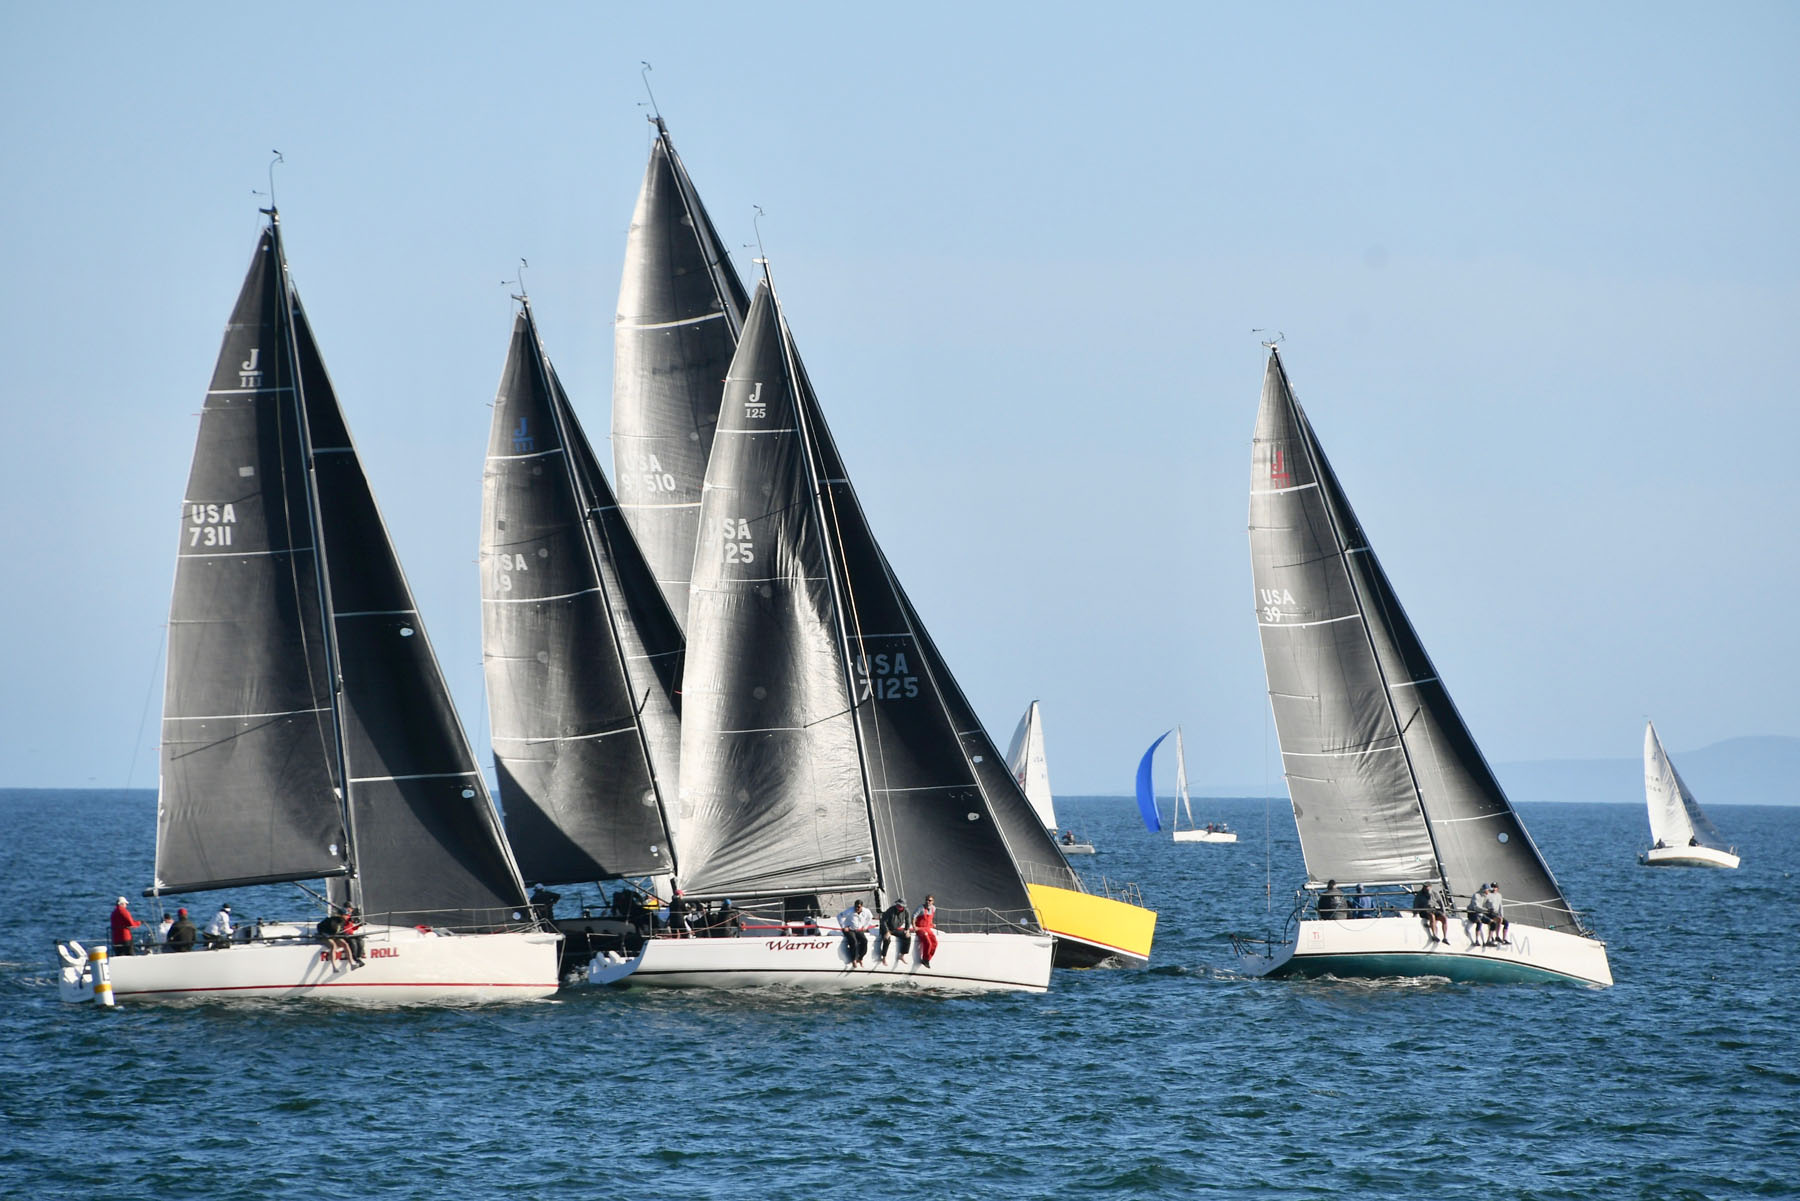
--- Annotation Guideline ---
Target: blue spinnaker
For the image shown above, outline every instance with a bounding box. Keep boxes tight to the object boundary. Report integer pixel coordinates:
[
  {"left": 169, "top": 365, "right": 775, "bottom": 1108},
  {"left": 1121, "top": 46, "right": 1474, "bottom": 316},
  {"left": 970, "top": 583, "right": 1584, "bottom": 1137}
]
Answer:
[{"left": 1135, "top": 731, "right": 1170, "bottom": 832}]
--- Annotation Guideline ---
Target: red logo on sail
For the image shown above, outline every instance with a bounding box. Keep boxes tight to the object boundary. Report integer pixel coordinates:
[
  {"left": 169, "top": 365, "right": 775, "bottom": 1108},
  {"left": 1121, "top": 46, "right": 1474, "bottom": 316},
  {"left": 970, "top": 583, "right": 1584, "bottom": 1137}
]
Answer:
[{"left": 1270, "top": 449, "right": 1291, "bottom": 487}]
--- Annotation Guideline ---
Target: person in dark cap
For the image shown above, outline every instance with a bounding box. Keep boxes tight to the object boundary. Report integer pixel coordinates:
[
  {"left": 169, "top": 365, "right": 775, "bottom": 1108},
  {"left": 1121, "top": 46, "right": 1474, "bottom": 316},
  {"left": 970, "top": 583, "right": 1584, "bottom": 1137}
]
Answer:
[
  {"left": 1316, "top": 880, "right": 1344, "bottom": 920},
  {"left": 711, "top": 899, "right": 743, "bottom": 938},
  {"left": 166, "top": 907, "right": 197, "bottom": 952},
  {"left": 879, "top": 898, "right": 913, "bottom": 966}
]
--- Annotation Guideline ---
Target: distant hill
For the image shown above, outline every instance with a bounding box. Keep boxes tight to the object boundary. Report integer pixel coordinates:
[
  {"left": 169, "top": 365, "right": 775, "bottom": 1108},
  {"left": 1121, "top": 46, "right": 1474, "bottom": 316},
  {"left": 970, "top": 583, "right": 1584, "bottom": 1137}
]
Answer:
[
  {"left": 1191, "top": 735, "right": 1799, "bottom": 807},
  {"left": 1494, "top": 735, "right": 1799, "bottom": 807}
]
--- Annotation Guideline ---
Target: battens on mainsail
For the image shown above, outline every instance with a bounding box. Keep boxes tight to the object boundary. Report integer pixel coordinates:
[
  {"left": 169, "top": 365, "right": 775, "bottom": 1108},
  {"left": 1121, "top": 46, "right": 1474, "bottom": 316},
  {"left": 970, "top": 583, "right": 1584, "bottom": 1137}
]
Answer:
[
  {"left": 676, "top": 277, "right": 1041, "bottom": 921},
  {"left": 1250, "top": 348, "right": 1579, "bottom": 932},
  {"left": 676, "top": 282, "right": 873, "bottom": 898},
  {"left": 155, "top": 229, "right": 346, "bottom": 896},
  {"left": 1644, "top": 722, "right": 1726, "bottom": 851},
  {"left": 612, "top": 118, "right": 750, "bottom": 627},
  {"left": 157, "top": 217, "right": 532, "bottom": 929},
  {"left": 480, "top": 303, "right": 681, "bottom": 885},
  {"left": 1005, "top": 702, "right": 1058, "bottom": 831}
]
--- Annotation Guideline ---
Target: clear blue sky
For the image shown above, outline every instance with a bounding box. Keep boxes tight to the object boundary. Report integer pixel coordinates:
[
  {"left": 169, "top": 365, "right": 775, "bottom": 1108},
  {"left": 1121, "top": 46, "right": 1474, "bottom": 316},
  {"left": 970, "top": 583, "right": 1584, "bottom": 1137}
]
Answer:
[{"left": 2, "top": 3, "right": 1795, "bottom": 793}]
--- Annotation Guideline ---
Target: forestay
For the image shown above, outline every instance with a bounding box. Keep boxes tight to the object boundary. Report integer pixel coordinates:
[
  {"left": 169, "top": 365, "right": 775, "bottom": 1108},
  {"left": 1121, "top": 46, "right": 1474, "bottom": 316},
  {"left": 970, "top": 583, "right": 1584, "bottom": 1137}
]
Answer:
[
  {"left": 1250, "top": 348, "right": 1579, "bottom": 932},
  {"left": 481, "top": 303, "right": 682, "bottom": 885},
  {"left": 612, "top": 117, "right": 750, "bottom": 627}
]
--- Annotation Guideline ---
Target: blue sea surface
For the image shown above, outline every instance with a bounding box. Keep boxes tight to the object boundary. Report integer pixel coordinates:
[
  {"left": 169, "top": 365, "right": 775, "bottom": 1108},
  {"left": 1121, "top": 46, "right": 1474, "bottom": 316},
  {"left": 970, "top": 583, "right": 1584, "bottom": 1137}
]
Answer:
[{"left": 1, "top": 789, "right": 1795, "bottom": 1199}]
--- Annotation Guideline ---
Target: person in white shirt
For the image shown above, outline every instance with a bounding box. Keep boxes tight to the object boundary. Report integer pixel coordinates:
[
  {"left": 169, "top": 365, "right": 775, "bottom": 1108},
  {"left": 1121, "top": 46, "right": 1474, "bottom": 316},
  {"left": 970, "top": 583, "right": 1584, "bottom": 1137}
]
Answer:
[
  {"left": 1484, "top": 884, "right": 1510, "bottom": 945},
  {"left": 205, "top": 903, "right": 235, "bottom": 949},
  {"left": 836, "top": 899, "right": 874, "bottom": 967}
]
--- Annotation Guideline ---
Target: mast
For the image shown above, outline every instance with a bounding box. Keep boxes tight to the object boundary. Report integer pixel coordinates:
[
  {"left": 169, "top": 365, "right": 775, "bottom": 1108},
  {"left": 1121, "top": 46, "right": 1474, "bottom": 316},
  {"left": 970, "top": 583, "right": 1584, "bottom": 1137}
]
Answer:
[
  {"left": 269, "top": 208, "right": 360, "bottom": 906},
  {"left": 1273, "top": 349, "right": 1449, "bottom": 894},
  {"left": 764, "top": 261, "right": 886, "bottom": 895},
  {"left": 525, "top": 297, "right": 680, "bottom": 875}
]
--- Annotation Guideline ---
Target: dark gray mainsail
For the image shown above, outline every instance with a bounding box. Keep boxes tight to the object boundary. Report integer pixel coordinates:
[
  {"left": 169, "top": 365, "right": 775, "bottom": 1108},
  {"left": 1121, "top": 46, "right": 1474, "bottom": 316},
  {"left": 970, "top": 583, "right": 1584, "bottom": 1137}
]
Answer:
[
  {"left": 1249, "top": 348, "right": 1581, "bottom": 932},
  {"left": 612, "top": 117, "right": 750, "bottom": 627},
  {"left": 677, "top": 275, "right": 1039, "bottom": 925},
  {"left": 155, "top": 228, "right": 346, "bottom": 896},
  {"left": 155, "top": 214, "right": 532, "bottom": 930},
  {"left": 480, "top": 301, "right": 682, "bottom": 885}
]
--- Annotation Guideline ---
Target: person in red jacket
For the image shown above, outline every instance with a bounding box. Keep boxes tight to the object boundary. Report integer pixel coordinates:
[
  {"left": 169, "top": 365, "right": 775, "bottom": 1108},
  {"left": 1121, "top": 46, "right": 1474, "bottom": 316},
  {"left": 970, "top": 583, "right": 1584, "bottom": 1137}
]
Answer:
[
  {"left": 110, "top": 897, "right": 143, "bottom": 956},
  {"left": 913, "top": 895, "right": 939, "bottom": 968}
]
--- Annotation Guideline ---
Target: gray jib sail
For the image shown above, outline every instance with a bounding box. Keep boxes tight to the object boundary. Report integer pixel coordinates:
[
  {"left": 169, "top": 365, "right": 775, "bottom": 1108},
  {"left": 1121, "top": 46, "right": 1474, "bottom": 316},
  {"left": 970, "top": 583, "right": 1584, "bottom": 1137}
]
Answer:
[
  {"left": 896, "top": 605, "right": 1084, "bottom": 896},
  {"left": 612, "top": 118, "right": 750, "bottom": 627},
  {"left": 480, "top": 305, "right": 679, "bottom": 885},
  {"left": 154, "top": 229, "right": 348, "bottom": 895},
  {"left": 1251, "top": 349, "right": 1580, "bottom": 932},
  {"left": 288, "top": 283, "right": 530, "bottom": 929},
  {"left": 676, "top": 283, "right": 876, "bottom": 898},
  {"left": 789, "top": 344, "right": 1042, "bottom": 919}
]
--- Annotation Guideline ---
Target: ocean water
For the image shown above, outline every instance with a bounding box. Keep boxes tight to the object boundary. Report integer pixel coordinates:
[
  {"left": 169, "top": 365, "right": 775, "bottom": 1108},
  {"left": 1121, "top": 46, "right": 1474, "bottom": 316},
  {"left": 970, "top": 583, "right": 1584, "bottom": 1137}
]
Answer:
[{"left": 1, "top": 789, "right": 1795, "bottom": 1200}]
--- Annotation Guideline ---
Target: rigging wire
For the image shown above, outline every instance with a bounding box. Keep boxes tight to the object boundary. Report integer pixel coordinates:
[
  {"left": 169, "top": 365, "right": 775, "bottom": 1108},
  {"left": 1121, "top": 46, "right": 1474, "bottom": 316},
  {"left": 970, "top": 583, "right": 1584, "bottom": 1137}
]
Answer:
[{"left": 123, "top": 624, "right": 168, "bottom": 791}]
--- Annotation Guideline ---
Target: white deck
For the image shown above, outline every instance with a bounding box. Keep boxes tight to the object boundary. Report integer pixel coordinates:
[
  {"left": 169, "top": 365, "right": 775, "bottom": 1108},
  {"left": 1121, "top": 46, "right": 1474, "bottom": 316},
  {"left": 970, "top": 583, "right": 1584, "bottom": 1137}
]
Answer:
[
  {"left": 1239, "top": 913, "right": 1612, "bottom": 987},
  {"left": 589, "top": 927, "right": 1053, "bottom": 994},
  {"left": 59, "top": 924, "right": 561, "bottom": 1004}
]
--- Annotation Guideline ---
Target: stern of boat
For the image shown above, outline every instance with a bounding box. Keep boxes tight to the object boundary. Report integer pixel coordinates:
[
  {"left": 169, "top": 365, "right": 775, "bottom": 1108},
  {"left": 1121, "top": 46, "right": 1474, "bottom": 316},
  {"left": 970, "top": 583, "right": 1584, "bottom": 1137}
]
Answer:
[{"left": 1028, "top": 883, "right": 1156, "bottom": 967}]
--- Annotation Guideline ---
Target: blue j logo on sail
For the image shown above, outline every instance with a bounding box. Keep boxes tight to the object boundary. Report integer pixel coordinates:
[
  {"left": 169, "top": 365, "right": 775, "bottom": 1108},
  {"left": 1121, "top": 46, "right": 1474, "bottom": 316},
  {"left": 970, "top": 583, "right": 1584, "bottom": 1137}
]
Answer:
[{"left": 512, "top": 417, "right": 533, "bottom": 453}]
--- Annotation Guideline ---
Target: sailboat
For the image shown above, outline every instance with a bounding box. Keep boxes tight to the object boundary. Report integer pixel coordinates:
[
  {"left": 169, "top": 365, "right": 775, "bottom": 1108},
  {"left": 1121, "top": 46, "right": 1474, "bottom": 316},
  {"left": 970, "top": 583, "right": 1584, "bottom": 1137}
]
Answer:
[
  {"left": 1234, "top": 348, "right": 1611, "bottom": 986},
  {"left": 611, "top": 116, "right": 750, "bottom": 628},
  {"left": 57, "top": 213, "right": 559, "bottom": 1004},
  {"left": 1167, "top": 728, "right": 1236, "bottom": 843},
  {"left": 1640, "top": 722, "right": 1740, "bottom": 868},
  {"left": 594, "top": 267, "right": 1066, "bottom": 992},
  {"left": 479, "top": 296, "right": 688, "bottom": 976},
  {"left": 608, "top": 119, "right": 1152, "bottom": 974},
  {"left": 1006, "top": 702, "right": 1094, "bottom": 854}
]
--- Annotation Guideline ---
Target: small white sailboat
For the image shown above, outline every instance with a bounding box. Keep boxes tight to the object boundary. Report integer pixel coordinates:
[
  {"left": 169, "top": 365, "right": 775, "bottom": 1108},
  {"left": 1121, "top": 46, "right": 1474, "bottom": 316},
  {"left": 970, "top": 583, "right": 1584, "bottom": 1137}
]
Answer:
[
  {"left": 1134, "top": 727, "right": 1236, "bottom": 843},
  {"left": 1640, "top": 722, "right": 1740, "bottom": 868},
  {"left": 1232, "top": 348, "right": 1611, "bottom": 987},
  {"left": 1006, "top": 702, "right": 1094, "bottom": 854},
  {"left": 56, "top": 212, "right": 559, "bottom": 1005},
  {"left": 1168, "top": 728, "right": 1236, "bottom": 843}
]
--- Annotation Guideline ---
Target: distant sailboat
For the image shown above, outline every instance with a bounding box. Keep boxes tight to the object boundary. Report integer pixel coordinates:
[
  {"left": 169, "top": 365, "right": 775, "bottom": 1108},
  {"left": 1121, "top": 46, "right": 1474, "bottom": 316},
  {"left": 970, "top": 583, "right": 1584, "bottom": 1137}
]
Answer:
[
  {"left": 611, "top": 116, "right": 750, "bottom": 628},
  {"left": 57, "top": 213, "right": 559, "bottom": 1004},
  {"left": 1234, "top": 347, "right": 1611, "bottom": 986},
  {"left": 480, "top": 296, "right": 688, "bottom": 973},
  {"left": 1640, "top": 722, "right": 1740, "bottom": 868},
  {"left": 1169, "top": 729, "right": 1236, "bottom": 843},
  {"left": 1006, "top": 701, "right": 1094, "bottom": 854},
  {"left": 1135, "top": 729, "right": 1235, "bottom": 842},
  {"left": 594, "top": 269, "right": 1056, "bottom": 992}
]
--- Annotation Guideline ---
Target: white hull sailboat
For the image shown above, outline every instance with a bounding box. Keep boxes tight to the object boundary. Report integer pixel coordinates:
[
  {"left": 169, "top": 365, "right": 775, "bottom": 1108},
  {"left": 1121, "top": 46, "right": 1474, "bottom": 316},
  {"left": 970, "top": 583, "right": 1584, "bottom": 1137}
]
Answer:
[
  {"left": 1640, "top": 722, "right": 1740, "bottom": 869},
  {"left": 1233, "top": 914, "right": 1612, "bottom": 987},
  {"left": 591, "top": 925, "right": 1052, "bottom": 993},
  {"left": 1005, "top": 701, "right": 1094, "bottom": 854},
  {"left": 1235, "top": 348, "right": 1611, "bottom": 988},
  {"left": 593, "top": 266, "right": 1058, "bottom": 992},
  {"left": 1173, "top": 829, "right": 1239, "bottom": 844},
  {"left": 57, "top": 211, "right": 558, "bottom": 1006},
  {"left": 60, "top": 924, "right": 559, "bottom": 1004}
]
